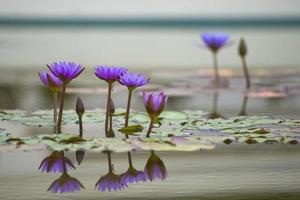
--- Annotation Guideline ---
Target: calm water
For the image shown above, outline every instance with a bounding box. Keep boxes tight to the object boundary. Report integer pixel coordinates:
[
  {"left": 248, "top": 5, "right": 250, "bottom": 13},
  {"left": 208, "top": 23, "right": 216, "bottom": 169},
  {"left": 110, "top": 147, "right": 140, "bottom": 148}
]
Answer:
[
  {"left": 1, "top": 145, "right": 300, "bottom": 200},
  {"left": 0, "top": 67, "right": 299, "bottom": 199}
]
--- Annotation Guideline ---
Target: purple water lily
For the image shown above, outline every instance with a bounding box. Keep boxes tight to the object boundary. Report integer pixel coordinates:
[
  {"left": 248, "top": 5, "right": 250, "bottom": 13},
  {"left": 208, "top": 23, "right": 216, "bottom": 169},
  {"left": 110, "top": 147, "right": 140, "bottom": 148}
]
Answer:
[
  {"left": 94, "top": 65, "right": 127, "bottom": 83},
  {"left": 201, "top": 32, "right": 230, "bottom": 52},
  {"left": 47, "top": 61, "right": 84, "bottom": 133},
  {"left": 39, "top": 151, "right": 75, "bottom": 173},
  {"left": 144, "top": 150, "right": 167, "bottom": 181},
  {"left": 95, "top": 172, "right": 127, "bottom": 192},
  {"left": 48, "top": 172, "right": 84, "bottom": 193},
  {"left": 94, "top": 66, "right": 128, "bottom": 137},
  {"left": 143, "top": 91, "right": 168, "bottom": 137},
  {"left": 38, "top": 71, "right": 63, "bottom": 92},
  {"left": 200, "top": 32, "right": 230, "bottom": 87},
  {"left": 119, "top": 72, "right": 149, "bottom": 89},
  {"left": 47, "top": 61, "right": 84, "bottom": 84},
  {"left": 38, "top": 71, "right": 63, "bottom": 133},
  {"left": 119, "top": 72, "right": 149, "bottom": 136}
]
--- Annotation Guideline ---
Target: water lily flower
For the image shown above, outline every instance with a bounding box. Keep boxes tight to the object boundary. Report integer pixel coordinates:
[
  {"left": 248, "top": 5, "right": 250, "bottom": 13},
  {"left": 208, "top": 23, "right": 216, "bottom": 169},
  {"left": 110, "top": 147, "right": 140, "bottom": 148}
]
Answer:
[
  {"left": 119, "top": 72, "right": 149, "bottom": 138},
  {"left": 47, "top": 61, "right": 85, "bottom": 134},
  {"left": 38, "top": 71, "right": 63, "bottom": 92},
  {"left": 144, "top": 150, "right": 167, "bottom": 181},
  {"left": 200, "top": 32, "right": 230, "bottom": 87},
  {"left": 143, "top": 91, "right": 168, "bottom": 138},
  {"left": 47, "top": 61, "right": 84, "bottom": 84},
  {"left": 94, "top": 66, "right": 128, "bottom": 137},
  {"left": 121, "top": 152, "right": 147, "bottom": 185},
  {"left": 39, "top": 151, "right": 75, "bottom": 173},
  {"left": 38, "top": 71, "right": 63, "bottom": 133},
  {"left": 48, "top": 172, "right": 84, "bottom": 193},
  {"left": 95, "top": 152, "right": 127, "bottom": 192}
]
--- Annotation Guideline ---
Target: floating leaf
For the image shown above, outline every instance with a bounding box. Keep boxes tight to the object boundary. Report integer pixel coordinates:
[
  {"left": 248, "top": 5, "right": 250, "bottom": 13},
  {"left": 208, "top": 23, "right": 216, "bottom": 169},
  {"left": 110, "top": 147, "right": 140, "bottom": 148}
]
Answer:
[{"left": 119, "top": 125, "right": 144, "bottom": 135}]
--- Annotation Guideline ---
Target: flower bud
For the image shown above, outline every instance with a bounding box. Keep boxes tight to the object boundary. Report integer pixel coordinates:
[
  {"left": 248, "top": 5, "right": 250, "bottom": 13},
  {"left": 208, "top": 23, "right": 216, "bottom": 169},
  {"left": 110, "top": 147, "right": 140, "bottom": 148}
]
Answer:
[
  {"left": 76, "top": 97, "right": 85, "bottom": 116},
  {"left": 239, "top": 38, "right": 247, "bottom": 57}
]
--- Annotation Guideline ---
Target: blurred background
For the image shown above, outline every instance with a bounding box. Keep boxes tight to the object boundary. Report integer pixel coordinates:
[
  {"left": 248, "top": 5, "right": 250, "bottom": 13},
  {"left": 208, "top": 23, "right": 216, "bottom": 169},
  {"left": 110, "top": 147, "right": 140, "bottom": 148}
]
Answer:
[{"left": 0, "top": 0, "right": 300, "bottom": 114}]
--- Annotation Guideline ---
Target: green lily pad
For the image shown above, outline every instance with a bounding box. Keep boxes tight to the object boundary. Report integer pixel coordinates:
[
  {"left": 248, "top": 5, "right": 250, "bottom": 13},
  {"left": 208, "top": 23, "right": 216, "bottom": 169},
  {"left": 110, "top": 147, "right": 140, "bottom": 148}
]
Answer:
[{"left": 118, "top": 125, "right": 144, "bottom": 135}]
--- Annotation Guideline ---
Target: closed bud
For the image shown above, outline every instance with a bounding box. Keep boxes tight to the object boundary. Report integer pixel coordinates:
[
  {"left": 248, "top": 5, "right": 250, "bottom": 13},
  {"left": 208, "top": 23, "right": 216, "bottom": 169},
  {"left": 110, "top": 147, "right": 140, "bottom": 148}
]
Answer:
[
  {"left": 239, "top": 38, "right": 247, "bottom": 57},
  {"left": 76, "top": 97, "right": 85, "bottom": 116}
]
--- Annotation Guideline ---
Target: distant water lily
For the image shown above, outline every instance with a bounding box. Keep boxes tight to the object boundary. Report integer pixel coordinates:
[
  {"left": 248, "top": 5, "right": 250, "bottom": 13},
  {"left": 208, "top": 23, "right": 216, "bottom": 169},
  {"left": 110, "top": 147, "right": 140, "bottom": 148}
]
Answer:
[
  {"left": 143, "top": 91, "right": 168, "bottom": 138},
  {"left": 200, "top": 32, "right": 230, "bottom": 87},
  {"left": 48, "top": 172, "right": 84, "bottom": 193},
  {"left": 95, "top": 66, "right": 127, "bottom": 137},
  {"left": 38, "top": 71, "right": 63, "bottom": 133},
  {"left": 119, "top": 72, "right": 149, "bottom": 138},
  {"left": 47, "top": 61, "right": 85, "bottom": 133},
  {"left": 144, "top": 150, "right": 167, "bottom": 181},
  {"left": 95, "top": 152, "right": 127, "bottom": 192},
  {"left": 39, "top": 151, "right": 75, "bottom": 173},
  {"left": 121, "top": 152, "right": 147, "bottom": 185}
]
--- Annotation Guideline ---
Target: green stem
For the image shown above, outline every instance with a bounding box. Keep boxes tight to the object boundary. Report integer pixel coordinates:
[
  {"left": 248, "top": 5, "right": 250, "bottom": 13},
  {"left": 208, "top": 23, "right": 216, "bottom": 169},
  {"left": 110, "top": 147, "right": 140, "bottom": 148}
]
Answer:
[
  {"left": 105, "top": 83, "right": 112, "bottom": 137},
  {"left": 146, "top": 118, "right": 154, "bottom": 138},
  {"left": 78, "top": 115, "right": 83, "bottom": 138},
  {"left": 108, "top": 113, "right": 115, "bottom": 137},
  {"left": 53, "top": 92, "right": 58, "bottom": 134},
  {"left": 212, "top": 52, "right": 220, "bottom": 87},
  {"left": 124, "top": 88, "right": 133, "bottom": 139},
  {"left": 241, "top": 56, "right": 251, "bottom": 89},
  {"left": 57, "top": 84, "right": 66, "bottom": 134}
]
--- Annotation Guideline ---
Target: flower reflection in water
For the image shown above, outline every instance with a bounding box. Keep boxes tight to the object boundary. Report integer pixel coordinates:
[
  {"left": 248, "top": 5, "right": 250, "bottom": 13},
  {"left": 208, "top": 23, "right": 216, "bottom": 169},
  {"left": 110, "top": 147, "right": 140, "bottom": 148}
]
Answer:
[
  {"left": 40, "top": 150, "right": 168, "bottom": 193},
  {"left": 39, "top": 151, "right": 75, "bottom": 173},
  {"left": 121, "top": 152, "right": 147, "bottom": 185},
  {"left": 39, "top": 151, "right": 84, "bottom": 193},
  {"left": 144, "top": 150, "right": 168, "bottom": 181},
  {"left": 95, "top": 151, "right": 127, "bottom": 192},
  {"left": 48, "top": 172, "right": 84, "bottom": 194}
]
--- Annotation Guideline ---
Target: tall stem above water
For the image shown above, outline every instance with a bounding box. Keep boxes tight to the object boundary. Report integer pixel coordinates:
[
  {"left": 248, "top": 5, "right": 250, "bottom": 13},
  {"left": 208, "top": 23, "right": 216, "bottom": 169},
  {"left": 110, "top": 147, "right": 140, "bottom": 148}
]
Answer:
[
  {"left": 57, "top": 83, "right": 66, "bottom": 134},
  {"left": 53, "top": 92, "right": 58, "bottom": 134},
  {"left": 146, "top": 118, "right": 154, "bottom": 138},
  {"left": 124, "top": 88, "right": 133, "bottom": 139},
  {"left": 212, "top": 52, "right": 220, "bottom": 87},
  {"left": 105, "top": 83, "right": 113, "bottom": 137}
]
